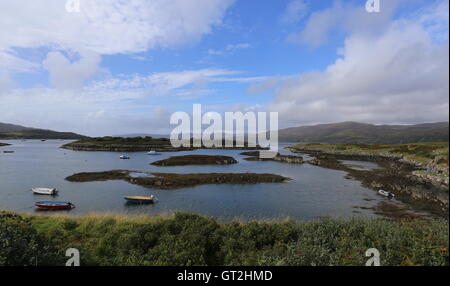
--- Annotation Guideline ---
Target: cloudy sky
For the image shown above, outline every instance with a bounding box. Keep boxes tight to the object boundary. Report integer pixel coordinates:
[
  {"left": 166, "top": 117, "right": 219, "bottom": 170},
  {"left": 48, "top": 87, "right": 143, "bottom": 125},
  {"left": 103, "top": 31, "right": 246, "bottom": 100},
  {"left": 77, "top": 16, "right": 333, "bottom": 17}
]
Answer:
[{"left": 0, "top": 0, "right": 448, "bottom": 136}]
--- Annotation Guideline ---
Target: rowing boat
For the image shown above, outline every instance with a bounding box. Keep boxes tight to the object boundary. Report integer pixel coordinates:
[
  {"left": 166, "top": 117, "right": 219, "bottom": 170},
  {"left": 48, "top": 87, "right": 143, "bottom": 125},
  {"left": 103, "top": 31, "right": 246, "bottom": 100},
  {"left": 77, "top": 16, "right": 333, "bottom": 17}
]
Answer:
[
  {"left": 35, "top": 201, "right": 75, "bottom": 210},
  {"left": 124, "top": 195, "right": 155, "bottom": 204},
  {"left": 32, "top": 188, "right": 58, "bottom": 195},
  {"left": 378, "top": 190, "right": 395, "bottom": 198}
]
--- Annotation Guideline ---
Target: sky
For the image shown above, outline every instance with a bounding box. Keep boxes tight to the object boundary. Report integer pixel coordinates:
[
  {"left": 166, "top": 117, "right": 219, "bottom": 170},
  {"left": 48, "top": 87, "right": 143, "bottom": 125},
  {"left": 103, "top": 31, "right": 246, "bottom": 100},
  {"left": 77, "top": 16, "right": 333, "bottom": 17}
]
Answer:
[{"left": 0, "top": 0, "right": 448, "bottom": 136}]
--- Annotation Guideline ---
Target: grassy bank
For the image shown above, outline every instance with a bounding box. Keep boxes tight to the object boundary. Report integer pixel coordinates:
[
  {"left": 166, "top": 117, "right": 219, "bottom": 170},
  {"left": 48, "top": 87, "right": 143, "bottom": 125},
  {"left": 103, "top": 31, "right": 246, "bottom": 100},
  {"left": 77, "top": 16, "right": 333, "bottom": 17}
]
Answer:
[
  {"left": 1, "top": 211, "right": 448, "bottom": 266},
  {"left": 293, "top": 142, "right": 448, "bottom": 166}
]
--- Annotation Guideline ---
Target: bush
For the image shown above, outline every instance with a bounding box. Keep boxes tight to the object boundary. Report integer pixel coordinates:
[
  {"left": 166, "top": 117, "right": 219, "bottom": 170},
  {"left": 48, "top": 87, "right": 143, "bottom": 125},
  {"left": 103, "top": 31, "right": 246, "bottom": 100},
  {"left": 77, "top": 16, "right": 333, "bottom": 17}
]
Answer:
[
  {"left": 0, "top": 212, "right": 61, "bottom": 266},
  {"left": 1, "top": 212, "right": 448, "bottom": 266}
]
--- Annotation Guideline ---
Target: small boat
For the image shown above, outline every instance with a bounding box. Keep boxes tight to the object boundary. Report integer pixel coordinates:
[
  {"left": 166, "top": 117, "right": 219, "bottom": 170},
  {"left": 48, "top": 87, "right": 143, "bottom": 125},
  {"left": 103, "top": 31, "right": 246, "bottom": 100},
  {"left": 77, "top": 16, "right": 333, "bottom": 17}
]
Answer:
[
  {"left": 124, "top": 195, "right": 155, "bottom": 204},
  {"left": 41, "top": 139, "right": 46, "bottom": 142},
  {"left": 119, "top": 155, "right": 130, "bottom": 160},
  {"left": 3, "top": 151, "right": 14, "bottom": 153},
  {"left": 147, "top": 150, "right": 161, "bottom": 155},
  {"left": 32, "top": 188, "right": 58, "bottom": 195},
  {"left": 35, "top": 201, "right": 75, "bottom": 210},
  {"left": 378, "top": 190, "right": 395, "bottom": 198}
]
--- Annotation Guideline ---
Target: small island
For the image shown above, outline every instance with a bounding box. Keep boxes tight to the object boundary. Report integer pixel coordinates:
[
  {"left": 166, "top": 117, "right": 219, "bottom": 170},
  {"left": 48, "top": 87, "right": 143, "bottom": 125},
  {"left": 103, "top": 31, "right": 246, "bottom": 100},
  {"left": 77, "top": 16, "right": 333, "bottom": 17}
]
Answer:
[
  {"left": 61, "top": 137, "right": 267, "bottom": 152},
  {"left": 240, "top": 151, "right": 304, "bottom": 164},
  {"left": 151, "top": 155, "right": 238, "bottom": 166},
  {"left": 66, "top": 170, "right": 290, "bottom": 189},
  {"left": 0, "top": 142, "right": 10, "bottom": 147}
]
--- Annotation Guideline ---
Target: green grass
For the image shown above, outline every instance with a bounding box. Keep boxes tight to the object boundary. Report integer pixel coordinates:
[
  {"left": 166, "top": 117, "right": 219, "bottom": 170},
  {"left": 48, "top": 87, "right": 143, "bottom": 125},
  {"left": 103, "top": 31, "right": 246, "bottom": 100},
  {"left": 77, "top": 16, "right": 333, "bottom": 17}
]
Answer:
[{"left": 1, "top": 211, "right": 448, "bottom": 266}]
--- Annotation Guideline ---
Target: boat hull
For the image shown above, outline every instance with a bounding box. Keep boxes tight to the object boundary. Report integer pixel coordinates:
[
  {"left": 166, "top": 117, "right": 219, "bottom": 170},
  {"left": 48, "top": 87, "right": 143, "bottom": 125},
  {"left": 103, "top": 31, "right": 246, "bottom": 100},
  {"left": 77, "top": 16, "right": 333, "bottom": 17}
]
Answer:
[
  {"left": 35, "top": 201, "right": 74, "bottom": 210},
  {"left": 32, "top": 188, "right": 58, "bottom": 195},
  {"left": 124, "top": 196, "right": 155, "bottom": 204}
]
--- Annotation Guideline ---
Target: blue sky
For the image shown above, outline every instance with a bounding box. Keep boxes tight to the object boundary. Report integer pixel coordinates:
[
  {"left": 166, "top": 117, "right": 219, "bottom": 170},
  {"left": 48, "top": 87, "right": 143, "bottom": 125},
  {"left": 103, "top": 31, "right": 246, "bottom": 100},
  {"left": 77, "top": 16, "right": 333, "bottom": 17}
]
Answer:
[{"left": 0, "top": 0, "right": 448, "bottom": 136}]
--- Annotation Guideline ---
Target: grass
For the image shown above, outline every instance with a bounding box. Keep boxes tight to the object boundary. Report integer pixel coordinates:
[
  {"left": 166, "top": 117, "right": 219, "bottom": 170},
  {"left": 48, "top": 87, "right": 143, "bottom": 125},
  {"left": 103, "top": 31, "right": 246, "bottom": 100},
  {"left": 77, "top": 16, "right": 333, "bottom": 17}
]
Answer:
[{"left": 1, "top": 211, "right": 448, "bottom": 266}]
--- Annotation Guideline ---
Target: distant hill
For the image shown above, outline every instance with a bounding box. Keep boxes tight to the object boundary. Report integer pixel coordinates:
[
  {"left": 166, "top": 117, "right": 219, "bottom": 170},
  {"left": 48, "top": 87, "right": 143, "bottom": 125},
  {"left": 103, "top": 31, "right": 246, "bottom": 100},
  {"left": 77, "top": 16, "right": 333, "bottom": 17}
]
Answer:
[
  {"left": 0, "top": 122, "right": 88, "bottom": 140},
  {"left": 277, "top": 122, "right": 449, "bottom": 144}
]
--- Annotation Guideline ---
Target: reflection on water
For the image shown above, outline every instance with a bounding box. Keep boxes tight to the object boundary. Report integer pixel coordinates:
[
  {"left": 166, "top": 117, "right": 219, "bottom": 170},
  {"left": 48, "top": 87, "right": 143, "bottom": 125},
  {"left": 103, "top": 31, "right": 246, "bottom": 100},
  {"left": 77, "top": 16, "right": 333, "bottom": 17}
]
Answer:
[{"left": 0, "top": 141, "right": 393, "bottom": 221}]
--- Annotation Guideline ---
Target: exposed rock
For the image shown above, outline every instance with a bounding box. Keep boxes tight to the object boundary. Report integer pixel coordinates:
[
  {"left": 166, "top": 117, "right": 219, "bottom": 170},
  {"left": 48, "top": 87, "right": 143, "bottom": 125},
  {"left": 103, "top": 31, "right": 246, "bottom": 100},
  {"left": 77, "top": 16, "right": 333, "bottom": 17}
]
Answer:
[
  {"left": 240, "top": 151, "right": 304, "bottom": 164},
  {"left": 287, "top": 147, "right": 449, "bottom": 218}
]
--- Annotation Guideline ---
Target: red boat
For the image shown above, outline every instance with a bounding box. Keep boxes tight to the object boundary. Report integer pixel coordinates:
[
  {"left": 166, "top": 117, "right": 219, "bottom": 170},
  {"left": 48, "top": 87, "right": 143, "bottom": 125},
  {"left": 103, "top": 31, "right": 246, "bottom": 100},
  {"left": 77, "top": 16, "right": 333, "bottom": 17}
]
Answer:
[{"left": 35, "top": 201, "right": 75, "bottom": 210}]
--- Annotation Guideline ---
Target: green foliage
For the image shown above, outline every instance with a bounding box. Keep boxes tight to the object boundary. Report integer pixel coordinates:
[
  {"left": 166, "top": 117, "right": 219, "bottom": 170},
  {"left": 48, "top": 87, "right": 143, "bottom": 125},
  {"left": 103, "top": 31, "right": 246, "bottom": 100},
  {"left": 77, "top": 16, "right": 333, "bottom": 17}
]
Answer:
[
  {"left": 0, "top": 212, "right": 61, "bottom": 266},
  {"left": 1, "top": 212, "right": 448, "bottom": 266}
]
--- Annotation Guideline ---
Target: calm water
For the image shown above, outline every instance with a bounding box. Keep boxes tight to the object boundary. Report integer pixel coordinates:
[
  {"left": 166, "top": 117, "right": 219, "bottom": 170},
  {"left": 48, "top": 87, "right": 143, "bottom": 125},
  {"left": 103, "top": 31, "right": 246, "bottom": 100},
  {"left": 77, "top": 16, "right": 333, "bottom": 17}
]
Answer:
[{"left": 0, "top": 140, "right": 401, "bottom": 220}]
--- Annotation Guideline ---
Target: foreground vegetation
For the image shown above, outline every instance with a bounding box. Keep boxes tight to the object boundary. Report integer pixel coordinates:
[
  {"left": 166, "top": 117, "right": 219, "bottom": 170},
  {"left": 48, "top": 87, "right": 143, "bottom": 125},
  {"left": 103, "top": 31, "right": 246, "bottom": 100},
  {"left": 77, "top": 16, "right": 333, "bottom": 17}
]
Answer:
[{"left": 0, "top": 211, "right": 448, "bottom": 266}]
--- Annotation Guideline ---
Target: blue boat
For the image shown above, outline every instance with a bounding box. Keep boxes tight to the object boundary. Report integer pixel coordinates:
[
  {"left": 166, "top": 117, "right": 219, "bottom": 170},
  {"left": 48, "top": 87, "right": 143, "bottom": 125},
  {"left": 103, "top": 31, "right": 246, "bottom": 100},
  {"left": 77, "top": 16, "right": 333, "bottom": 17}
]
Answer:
[
  {"left": 124, "top": 196, "right": 155, "bottom": 204},
  {"left": 119, "top": 155, "right": 130, "bottom": 160},
  {"left": 35, "top": 201, "right": 75, "bottom": 210}
]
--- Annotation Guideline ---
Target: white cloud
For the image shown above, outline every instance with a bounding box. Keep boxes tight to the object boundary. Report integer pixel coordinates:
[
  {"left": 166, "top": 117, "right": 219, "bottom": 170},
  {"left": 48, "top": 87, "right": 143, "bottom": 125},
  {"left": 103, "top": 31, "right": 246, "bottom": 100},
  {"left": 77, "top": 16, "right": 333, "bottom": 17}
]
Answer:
[
  {"left": 0, "top": 0, "right": 235, "bottom": 54},
  {"left": 281, "top": 0, "right": 308, "bottom": 25},
  {"left": 270, "top": 10, "right": 449, "bottom": 126},
  {"left": 0, "top": 68, "right": 265, "bottom": 135},
  {"left": 208, "top": 42, "right": 251, "bottom": 56},
  {"left": 0, "top": 0, "right": 235, "bottom": 88},
  {"left": 288, "top": 0, "right": 402, "bottom": 46},
  {"left": 43, "top": 50, "right": 102, "bottom": 89}
]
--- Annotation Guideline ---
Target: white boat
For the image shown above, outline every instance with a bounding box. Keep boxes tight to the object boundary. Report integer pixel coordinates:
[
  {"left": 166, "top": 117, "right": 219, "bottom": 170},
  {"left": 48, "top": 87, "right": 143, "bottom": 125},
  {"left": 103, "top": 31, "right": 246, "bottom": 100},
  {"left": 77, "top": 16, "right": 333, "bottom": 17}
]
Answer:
[
  {"left": 147, "top": 150, "right": 161, "bottom": 155},
  {"left": 378, "top": 190, "right": 395, "bottom": 198},
  {"left": 120, "top": 155, "right": 130, "bottom": 159},
  {"left": 32, "top": 188, "right": 58, "bottom": 195}
]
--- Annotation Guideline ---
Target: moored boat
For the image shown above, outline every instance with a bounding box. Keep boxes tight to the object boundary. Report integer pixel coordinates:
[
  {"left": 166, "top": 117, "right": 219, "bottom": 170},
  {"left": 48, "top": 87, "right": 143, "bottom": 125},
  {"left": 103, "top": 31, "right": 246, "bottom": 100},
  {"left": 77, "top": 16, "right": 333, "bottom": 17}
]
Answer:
[
  {"left": 32, "top": 187, "right": 58, "bottom": 195},
  {"left": 124, "top": 195, "right": 155, "bottom": 204},
  {"left": 35, "top": 201, "right": 75, "bottom": 210},
  {"left": 3, "top": 150, "right": 14, "bottom": 153},
  {"left": 378, "top": 190, "right": 395, "bottom": 198},
  {"left": 147, "top": 150, "right": 161, "bottom": 155},
  {"left": 119, "top": 155, "right": 130, "bottom": 159}
]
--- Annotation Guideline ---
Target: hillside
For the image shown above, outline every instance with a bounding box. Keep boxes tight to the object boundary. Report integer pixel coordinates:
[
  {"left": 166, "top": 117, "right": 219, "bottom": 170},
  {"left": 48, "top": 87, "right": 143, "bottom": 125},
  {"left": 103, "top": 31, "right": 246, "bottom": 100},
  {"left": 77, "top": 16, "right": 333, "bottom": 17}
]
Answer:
[
  {"left": 278, "top": 122, "right": 449, "bottom": 144},
  {"left": 0, "top": 122, "right": 87, "bottom": 140}
]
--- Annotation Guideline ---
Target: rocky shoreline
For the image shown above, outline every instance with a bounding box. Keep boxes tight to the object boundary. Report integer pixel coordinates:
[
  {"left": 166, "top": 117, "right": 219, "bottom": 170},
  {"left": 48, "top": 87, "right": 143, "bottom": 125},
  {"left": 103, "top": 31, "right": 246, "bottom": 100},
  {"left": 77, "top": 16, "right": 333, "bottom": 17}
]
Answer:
[
  {"left": 240, "top": 151, "right": 305, "bottom": 164},
  {"left": 287, "top": 146, "right": 449, "bottom": 218},
  {"left": 151, "top": 155, "right": 238, "bottom": 166},
  {"left": 66, "top": 170, "right": 291, "bottom": 189}
]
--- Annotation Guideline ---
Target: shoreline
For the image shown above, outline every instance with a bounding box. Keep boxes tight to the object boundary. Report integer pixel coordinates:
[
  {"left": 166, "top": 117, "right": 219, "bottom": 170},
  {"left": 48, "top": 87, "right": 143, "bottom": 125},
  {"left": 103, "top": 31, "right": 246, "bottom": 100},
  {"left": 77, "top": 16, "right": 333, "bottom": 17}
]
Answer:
[{"left": 287, "top": 143, "right": 449, "bottom": 218}]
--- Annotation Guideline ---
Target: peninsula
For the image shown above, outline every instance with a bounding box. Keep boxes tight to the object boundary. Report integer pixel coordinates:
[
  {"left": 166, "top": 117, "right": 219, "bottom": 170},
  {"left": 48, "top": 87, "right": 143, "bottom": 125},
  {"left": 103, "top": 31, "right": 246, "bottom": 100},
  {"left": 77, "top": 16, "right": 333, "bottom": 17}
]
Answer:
[{"left": 287, "top": 142, "right": 449, "bottom": 217}]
